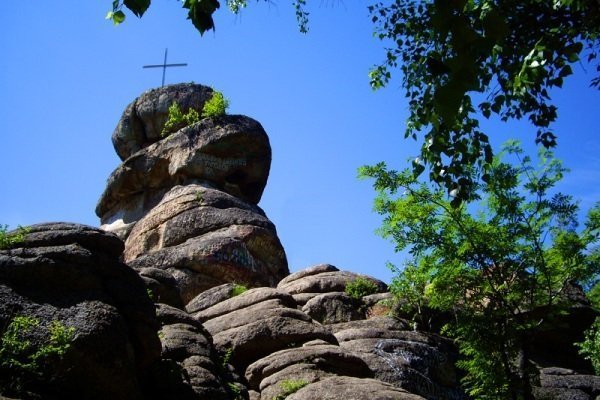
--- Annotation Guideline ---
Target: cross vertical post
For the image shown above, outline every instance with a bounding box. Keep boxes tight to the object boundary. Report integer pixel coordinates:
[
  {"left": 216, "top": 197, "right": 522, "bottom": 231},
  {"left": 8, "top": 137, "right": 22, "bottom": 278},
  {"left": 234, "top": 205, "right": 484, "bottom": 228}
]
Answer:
[{"left": 143, "top": 48, "right": 188, "bottom": 87}]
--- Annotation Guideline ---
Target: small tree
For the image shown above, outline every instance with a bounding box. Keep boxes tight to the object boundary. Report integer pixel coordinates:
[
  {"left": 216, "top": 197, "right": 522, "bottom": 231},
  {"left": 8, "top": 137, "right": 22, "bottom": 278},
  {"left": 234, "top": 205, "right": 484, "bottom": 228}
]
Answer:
[
  {"left": 360, "top": 141, "right": 599, "bottom": 399},
  {"left": 201, "top": 90, "right": 229, "bottom": 118}
]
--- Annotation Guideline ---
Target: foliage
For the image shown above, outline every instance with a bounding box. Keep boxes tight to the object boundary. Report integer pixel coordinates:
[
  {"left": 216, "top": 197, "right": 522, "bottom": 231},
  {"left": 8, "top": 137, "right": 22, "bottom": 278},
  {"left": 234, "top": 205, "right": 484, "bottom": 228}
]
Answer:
[
  {"left": 360, "top": 142, "right": 599, "bottom": 399},
  {"left": 107, "top": 0, "right": 310, "bottom": 35},
  {"left": 344, "top": 276, "right": 379, "bottom": 299},
  {"left": 146, "top": 288, "right": 156, "bottom": 301},
  {"left": 201, "top": 90, "right": 230, "bottom": 119},
  {"left": 0, "top": 225, "right": 30, "bottom": 250},
  {"left": 274, "top": 379, "right": 308, "bottom": 400},
  {"left": 576, "top": 317, "right": 600, "bottom": 374},
  {"left": 0, "top": 316, "right": 75, "bottom": 394},
  {"left": 161, "top": 102, "right": 200, "bottom": 137},
  {"left": 368, "top": 0, "right": 599, "bottom": 202},
  {"left": 226, "top": 381, "right": 242, "bottom": 399},
  {"left": 231, "top": 283, "right": 248, "bottom": 297},
  {"left": 588, "top": 280, "right": 600, "bottom": 308},
  {"left": 226, "top": 0, "right": 247, "bottom": 14},
  {"left": 220, "top": 347, "right": 234, "bottom": 369},
  {"left": 388, "top": 261, "right": 432, "bottom": 329},
  {"left": 108, "top": 0, "right": 219, "bottom": 35}
]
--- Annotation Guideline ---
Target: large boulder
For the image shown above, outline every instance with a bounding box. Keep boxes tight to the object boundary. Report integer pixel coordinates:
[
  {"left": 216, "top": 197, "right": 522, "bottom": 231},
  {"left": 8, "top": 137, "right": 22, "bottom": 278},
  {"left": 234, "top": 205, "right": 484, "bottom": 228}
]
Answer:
[
  {"left": 125, "top": 185, "right": 288, "bottom": 304},
  {"left": 277, "top": 266, "right": 387, "bottom": 306},
  {"left": 112, "top": 83, "right": 214, "bottom": 161},
  {"left": 153, "top": 303, "right": 246, "bottom": 400},
  {"left": 0, "top": 223, "right": 161, "bottom": 400},
  {"left": 532, "top": 367, "right": 600, "bottom": 400},
  {"left": 193, "top": 287, "right": 337, "bottom": 370},
  {"left": 97, "top": 114, "right": 272, "bottom": 239},
  {"left": 301, "top": 292, "right": 366, "bottom": 324},
  {"left": 285, "top": 376, "right": 426, "bottom": 400},
  {"left": 245, "top": 344, "right": 373, "bottom": 389},
  {"left": 332, "top": 319, "right": 465, "bottom": 400}
]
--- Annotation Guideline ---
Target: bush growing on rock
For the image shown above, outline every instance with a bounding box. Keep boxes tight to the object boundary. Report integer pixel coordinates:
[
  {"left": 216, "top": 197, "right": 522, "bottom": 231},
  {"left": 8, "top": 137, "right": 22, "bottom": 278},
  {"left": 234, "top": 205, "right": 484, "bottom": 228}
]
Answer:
[
  {"left": 274, "top": 379, "right": 308, "bottom": 400},
  {"left": 161, "top": 101, "right": 200, "bottom": 137},
  {"left": 0, "top": 225, "right": 30, "bottom": 250},
  {"left": 578, "top": 317, "right": 600, "bottom": 374},
  {"left": 202, "top": 90, "right": 229, "bottom": 118},
  {"left": 231, "top": 283, "right": 248, "bottom": 297},
  {"left": 0, "top": 316, "right": 75, "bottom": 394},
  {"left": 344, "top": 276, "right": 379, "bottom": 300}
]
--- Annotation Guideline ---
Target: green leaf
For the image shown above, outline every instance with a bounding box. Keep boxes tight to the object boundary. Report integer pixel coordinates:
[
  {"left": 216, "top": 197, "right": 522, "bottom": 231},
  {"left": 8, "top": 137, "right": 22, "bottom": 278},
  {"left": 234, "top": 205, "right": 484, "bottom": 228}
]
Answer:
[
  {"left": 184, "top": 0, "right": 220, "bottom": 35},
  {"left": 434, "top": 81, "right": 464, "bottom": 124},
  {"left": 112, "top": 10, "right": 126, "bottom": 25},
  {"left": 564, "top": 42, "right": 583, "bottom": 63},
  {"left": 123, "top": 0, "right": 151, "bottom": 17}
]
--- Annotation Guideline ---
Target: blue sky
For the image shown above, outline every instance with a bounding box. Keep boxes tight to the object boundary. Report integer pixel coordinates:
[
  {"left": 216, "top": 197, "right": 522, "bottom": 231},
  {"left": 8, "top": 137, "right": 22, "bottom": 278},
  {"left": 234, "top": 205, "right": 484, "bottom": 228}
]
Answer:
[{"left": 1, "top": 1, "right": 598, "bottom": 283}]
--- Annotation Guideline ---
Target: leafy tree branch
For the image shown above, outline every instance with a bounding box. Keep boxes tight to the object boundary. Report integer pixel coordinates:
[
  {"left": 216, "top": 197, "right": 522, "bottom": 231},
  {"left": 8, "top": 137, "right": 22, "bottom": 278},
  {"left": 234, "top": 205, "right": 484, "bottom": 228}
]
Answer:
[{"left": 360, "top": 142, "right": 599, "bottom": 398}]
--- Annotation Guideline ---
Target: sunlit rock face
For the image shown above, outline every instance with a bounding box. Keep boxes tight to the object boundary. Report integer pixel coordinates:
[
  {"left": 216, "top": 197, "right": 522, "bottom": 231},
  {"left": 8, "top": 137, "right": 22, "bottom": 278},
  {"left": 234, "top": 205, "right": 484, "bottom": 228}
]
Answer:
[{"left": 96, "top": 84, "right": 288, "bottom": 306}]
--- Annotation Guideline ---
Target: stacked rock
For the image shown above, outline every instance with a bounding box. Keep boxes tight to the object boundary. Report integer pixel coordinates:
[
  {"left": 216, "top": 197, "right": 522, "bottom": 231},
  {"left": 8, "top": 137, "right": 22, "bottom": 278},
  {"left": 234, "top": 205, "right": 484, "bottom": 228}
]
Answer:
[{"left": 96, "top": 84, "right": 289, "bottom": 305}]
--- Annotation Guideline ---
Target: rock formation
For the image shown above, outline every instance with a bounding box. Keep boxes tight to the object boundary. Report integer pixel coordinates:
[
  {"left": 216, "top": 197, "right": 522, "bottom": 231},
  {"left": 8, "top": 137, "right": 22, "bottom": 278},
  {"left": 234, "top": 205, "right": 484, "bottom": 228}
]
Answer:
[
  {"left": 1, "top": 84, "right": 598, "bottom": 400},
  {"left": 0, "top": 223, "right": 161, "bottom": 399},
  {"left": 96, "top": 83, "right": 288, "bottom": 305}
]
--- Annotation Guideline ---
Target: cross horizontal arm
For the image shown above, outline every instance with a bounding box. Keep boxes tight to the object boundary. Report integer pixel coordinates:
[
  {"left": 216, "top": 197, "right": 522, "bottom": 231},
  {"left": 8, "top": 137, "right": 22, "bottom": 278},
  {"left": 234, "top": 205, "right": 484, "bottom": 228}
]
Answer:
[{"left": 143, "top": 63, "right": 188, "bottom": 68}]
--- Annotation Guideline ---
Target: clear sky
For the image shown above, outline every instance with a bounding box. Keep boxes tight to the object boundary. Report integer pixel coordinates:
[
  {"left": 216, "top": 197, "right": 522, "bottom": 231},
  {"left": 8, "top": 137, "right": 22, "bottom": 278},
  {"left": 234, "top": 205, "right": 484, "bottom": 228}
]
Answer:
[{"left": 1, "top": 1, "right": 598, "bottom": 283}]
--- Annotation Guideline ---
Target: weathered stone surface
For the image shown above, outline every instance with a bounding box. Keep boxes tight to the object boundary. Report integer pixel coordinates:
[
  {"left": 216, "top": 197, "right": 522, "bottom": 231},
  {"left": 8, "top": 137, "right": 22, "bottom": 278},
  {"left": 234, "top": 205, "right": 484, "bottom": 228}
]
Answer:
[
  {"left": 98, "top": 113, "right": 272, "bottom": 230},
  {"left": 160, "top": 323, "right": 213, "bottom": 360},
  {"left": 121, "top": 185, "right": 287, "bottom": 304},
  {"left": 139, "top": 267, "right": 184, "bottom": 309},
  {"left": 123, "top": 184, "right": 275, "bottom": 260},
  {"left": 129, "top": 229, "right": 287, "bottom": 305},
  {"left": 156, "top": 303, "right": 205, "bottom": 329},
  {"left": 278, "top": 269, "right": 386, "bottom": 296},
  {"left": 186, "top": 283, "right": 237, "bottom": 314},
  {"left": 278, "top": 264, "right": 339, "bottom": 288},
  {"left": 197, "top": 288, "right": 337, "bottom": 370},
  {"left": 203, "top": 298, "right": 312, "bottom": 333},
  {"left": 259, "top": 363, "right": 335, "bottom": 400},
  {"left": 533, "top": 387, "right": 591, "bottom": 400},
  {"left": 248, "top": 390, "right": 261, "bottom": 400},
  {"left": 302, "top": 292, "right": 365, "bottom": 324},
  {"left": 537, "top": 367, "right": 600, "bottom": 398},
  {"left": 155, "top": 303, "right": 245, "bottom": 400},
  {"left": 329, "top": 316, "right": 410, "bottom": 334},
  {"left": 291, "top": 292, "right": 322, "bottom": 306},
  {"left": 15, "top": 222, "right": 124, "bottom": 258},
  {"left": 245, "top": 345, "right": 372, "bottom": 389},
  {"left": 112, "top": 83, "right": 215, "bottom": 161},
  {"left": 285, "top": 376, "right": 426, "bottom": 400},
  {"left": 363, "top": 292, "right": 395, "bottom": 318},
  {"left": 0, "top": 223, "right": 161, "bottom": 400},
  {"left": 212, "top": 315, "right": 337, "bottom": 371},
  {"left": 333, "top": 322, "right": 464, "bottom": 400},
  {"left": 194, "top": 288, "right": 296, "bottom": 322}
]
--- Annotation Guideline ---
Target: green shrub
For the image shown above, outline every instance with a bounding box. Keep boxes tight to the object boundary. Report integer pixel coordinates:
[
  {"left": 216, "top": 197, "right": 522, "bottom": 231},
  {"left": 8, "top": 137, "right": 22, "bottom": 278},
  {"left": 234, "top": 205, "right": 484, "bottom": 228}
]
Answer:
[
  {"left": 161, "top": 102, "right": 200, "bottom": 137},
  {"left": 231, "top": 283, "right": 248, "bottom": 297},
  {"left": 226, "top": 382, "right": 242, "bottom": 399},
  {"left": 273, "top": 379, "right": 308, "bottom": 400},
  {"left": 220, "top": 347, "right": 234, "bottom": 369},
  {"left": 577, "top": 317, "right": 600, "bottom": 374},
  {"left": 146, "top": 288, "right": 156, "bottom": 301},
  {"left": 0, "top": 316, "right": 75, "bottom": 393},
  {"left": 202, "top": 90, "right": 229, "bottom": 118},
  {"left": 0, "top": 225, "right": 30, "bottom": 250},
  {"left": 345, "top": 276, "right": 379, "bottom": 299}
]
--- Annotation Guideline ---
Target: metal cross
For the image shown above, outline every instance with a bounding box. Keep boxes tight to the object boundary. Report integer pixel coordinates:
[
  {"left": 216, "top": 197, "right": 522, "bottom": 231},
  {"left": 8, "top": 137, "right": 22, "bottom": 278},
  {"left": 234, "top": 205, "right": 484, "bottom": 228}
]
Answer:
[{"left": 143, "top": 48, "right": 187, "bottom": 87}]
